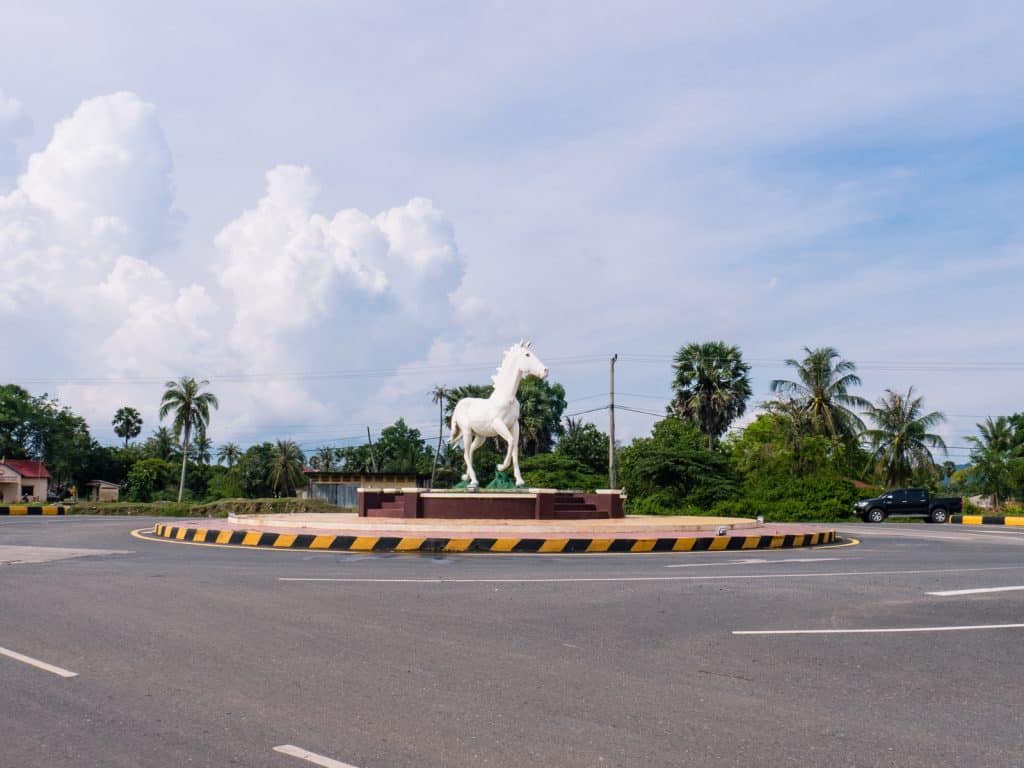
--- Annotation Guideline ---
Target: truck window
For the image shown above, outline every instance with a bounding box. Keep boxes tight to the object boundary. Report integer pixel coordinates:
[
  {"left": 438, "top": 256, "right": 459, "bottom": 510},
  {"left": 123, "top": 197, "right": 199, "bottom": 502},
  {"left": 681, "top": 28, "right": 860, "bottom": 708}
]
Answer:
[
  {"left": 907, "top": 489, "right": 926, "bottom": 503},
  {"left": 888, "top": 490, "right": 906, "bottom": 503}
]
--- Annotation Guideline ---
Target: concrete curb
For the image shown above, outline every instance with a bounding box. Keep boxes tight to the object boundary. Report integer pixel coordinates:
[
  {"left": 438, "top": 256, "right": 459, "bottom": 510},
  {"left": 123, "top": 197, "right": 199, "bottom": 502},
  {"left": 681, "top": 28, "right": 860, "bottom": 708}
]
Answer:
[
  {"left": 950, "top": 514, "right": 1024, "bottom": 526},
  {"left": 0, "top": 505, "right": 66, "bottom": 516},
  {"left": 151, "top": 522, "right": 837, "bottom": 553}
]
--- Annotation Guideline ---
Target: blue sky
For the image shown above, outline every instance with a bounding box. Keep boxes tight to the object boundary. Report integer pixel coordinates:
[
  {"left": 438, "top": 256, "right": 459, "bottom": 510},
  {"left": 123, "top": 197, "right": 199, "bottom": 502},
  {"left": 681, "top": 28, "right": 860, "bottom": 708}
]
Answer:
[{"left": 0, "top": 1, "right": 1022, "bottom": 463}]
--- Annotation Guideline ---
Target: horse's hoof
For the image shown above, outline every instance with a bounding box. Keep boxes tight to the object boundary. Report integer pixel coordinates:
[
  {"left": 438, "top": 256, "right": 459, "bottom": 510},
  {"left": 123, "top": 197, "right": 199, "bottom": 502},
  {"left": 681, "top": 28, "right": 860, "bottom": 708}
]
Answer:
[
  {"left": 467, "top": 484, "right": 478, "bottom": 493},
  {"left": 461, "top": 474, "right": 469, "bottom": 482}
]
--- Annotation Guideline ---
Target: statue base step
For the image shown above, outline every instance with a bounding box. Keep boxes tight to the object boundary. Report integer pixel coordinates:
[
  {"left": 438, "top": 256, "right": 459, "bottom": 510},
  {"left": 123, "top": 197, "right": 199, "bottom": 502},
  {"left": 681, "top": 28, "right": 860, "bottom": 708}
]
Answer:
[{"left": 358, "top": 488, "right": 625, "bottom": 519}]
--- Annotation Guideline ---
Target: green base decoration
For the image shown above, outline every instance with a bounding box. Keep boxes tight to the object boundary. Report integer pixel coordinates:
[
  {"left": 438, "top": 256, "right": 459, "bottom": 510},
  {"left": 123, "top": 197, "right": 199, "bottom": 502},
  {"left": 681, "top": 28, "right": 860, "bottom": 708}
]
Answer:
[{"left": 485, "top": 471, "right": 518, "bottom": 490}]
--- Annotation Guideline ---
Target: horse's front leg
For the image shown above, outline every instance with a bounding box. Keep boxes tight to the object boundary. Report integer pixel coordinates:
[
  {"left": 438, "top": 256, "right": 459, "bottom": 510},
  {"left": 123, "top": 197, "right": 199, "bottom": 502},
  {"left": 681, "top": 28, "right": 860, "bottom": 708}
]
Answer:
[
  {"left": 490, "top": 419, "right": 525, "bottom": 487},
  {"left": 509, "top": 420, "right": 525, "bottom": 487}
]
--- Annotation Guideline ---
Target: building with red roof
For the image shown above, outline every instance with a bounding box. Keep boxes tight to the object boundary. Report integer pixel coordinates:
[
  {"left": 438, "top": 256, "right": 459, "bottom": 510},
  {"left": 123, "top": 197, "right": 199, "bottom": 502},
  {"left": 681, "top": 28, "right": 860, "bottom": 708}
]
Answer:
[{"left": 0, "top": 459, "right": 51, "bottom": 503}]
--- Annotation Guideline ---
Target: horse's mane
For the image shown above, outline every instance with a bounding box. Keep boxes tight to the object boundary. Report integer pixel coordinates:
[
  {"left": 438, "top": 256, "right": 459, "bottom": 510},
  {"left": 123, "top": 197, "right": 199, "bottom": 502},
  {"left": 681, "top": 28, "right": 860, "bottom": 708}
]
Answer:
[{"left": 491, "top": 340, "right": 532, "bottom": 386}]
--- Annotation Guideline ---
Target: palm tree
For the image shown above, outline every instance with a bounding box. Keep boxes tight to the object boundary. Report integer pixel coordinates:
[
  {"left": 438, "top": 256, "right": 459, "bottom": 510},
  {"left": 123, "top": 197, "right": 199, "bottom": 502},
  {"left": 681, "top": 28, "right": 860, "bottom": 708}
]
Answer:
[
  {"left": 430, "top": 385, "right": 448, "bottom": 487},
  {"left": 192, "top": 434, "right": 213, "bottom": 466},
  {"left": 310, "top": 445, "right": 337, "bottom": 472},
  {"left": 112, "top": 406, "right": 143, "bottom": 448},
  {"left": 269, "top": 440, "right": 306, "bottom": 496},
  {"left": 159, "top": 377, "right": 219, "bottom": 502},
  {"left": 217, "top": 442, "right": 241, "bottom": 469},
  {"left": 670, "top": 341, "right": 752, "bottom": 448},
  {"left": 965, "top": 417, "right": 1023, "bottom": 509},
  {"left": 145, "top": 426, "right": 178, "bottom": 461},
  {"left": 770, "top": 347, "right": 869, "bottom": 440},
  {"left": 863, "top": 387, "right": 946, "bottom": 488}
]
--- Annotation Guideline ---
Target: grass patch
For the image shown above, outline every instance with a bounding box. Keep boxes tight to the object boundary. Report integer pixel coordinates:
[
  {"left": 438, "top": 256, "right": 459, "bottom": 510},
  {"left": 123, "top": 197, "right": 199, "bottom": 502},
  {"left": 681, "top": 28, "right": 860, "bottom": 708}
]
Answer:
[{"left": 67, "top": 498, "right": 350, "bottom": 518}]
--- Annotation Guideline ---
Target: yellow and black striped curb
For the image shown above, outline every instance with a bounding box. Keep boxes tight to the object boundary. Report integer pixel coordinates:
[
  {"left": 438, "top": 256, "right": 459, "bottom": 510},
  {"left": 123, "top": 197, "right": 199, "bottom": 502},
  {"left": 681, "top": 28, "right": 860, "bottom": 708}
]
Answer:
[
  {"left": 152, "top": 523, "right": 836, "bottom": 553},
  {"left": 951, "top": 514, "right": 1024, "bottom": 526},
  {"left": 0, "top": 505, "right": 66, "bottom": 516}
]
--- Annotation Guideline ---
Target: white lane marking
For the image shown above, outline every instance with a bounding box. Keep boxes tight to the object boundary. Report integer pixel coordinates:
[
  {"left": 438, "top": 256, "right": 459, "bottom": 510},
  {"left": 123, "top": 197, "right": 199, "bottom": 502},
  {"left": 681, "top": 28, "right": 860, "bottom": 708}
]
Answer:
[
  {"left": 836, "top": 528, "right": 1024, "bottom": 543},
  {"left": 0, "top": 545, "right": 133, "bottom": 565},
  {"left": 927, "top": 585, "right": 1024, "bottom": 597},
  {"left": 734, "top": 623, "right": 1024, "bottom": 636},
  {"left": 273, "top": 744, "right": 360, "bottom": 767},
  {"left": 665, "top": 557, "right": 844, "bottom": 569},
  {"left": 279, "top": 564, "right": 1024, "bottom": 585},
  {"left": 0, "top": 646, "right": 78, "bottom": 678}
]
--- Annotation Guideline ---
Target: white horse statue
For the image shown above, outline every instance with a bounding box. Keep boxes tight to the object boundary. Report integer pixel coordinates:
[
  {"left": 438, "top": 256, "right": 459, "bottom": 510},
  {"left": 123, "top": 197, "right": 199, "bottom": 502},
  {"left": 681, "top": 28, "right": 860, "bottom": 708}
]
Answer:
[{"left": 449, "top": 341, "right": 549, "bottom": 489}]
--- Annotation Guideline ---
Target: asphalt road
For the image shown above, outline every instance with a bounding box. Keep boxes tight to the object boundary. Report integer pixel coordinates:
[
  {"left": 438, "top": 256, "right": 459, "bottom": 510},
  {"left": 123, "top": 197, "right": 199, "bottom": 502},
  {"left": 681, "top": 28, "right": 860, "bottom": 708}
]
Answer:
[{"left": 2, "top": 516, "right": 1023, "bottom": 768}]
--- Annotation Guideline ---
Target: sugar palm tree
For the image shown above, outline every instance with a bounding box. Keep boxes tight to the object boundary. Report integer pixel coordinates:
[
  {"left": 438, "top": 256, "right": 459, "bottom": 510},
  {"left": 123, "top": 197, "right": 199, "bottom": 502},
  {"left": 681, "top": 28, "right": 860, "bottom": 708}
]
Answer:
[
  {"left": 670, "top": 341, "right": 752, "bottom": 448},
  {"left": 217, "top": 442, "right": 241, "bottom": 469},
  {"left": 965, "top": 416, "right": 1023, "bottom": 509},
  {"left": 159, "top": 377, "right": 219, "bottom": 502},
  {"left": 269, "top": 440, "right": 306, "bottom": 496},
  {"left": 770, "top": 347, "right": 869, "bottom": 440},
  {"left": 112, "top": 406, "right": 143, "bottom": 448},
  {"left": 430, "top": 385, "right": 448, "bottom": 487},
  {"left": 863, "top": 387, "right": 946, "bottom": 488}
]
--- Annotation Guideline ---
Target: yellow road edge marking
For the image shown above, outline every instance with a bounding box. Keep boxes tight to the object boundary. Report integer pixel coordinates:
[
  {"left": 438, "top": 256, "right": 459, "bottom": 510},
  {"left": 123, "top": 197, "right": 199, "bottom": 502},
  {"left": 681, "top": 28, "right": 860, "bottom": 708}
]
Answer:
[
  {"left": 741, "top": 536, "right": 760, "bottom": 549},
  {"left": 309, "top": 535, "right": 336, "bottom": 549},
  {"left": 490, "top": 538, "right": 519, "bottom": 552},
  {"left": 962, "top": 515, "right": 983, "bottom": 525},
  {"left": 241, "top": 531, "right": 262, "bottom": 546},
  {"left": 708, "top": 536, "right": 729, "bottom": 551},
  {"left": 672, "top": 538, "right": 695, "bottom": 551},
  {"left": 273, "top": 534, "right": 297, "bottom": 548},
  {"left": 174, "top": 527, "right": 187, "bottom": 540},
  {"left": 1005, "top": 517, "right": 1024, "bottom": 527},
  {"left": 539, "top": 538, "right": 570, "bottom": 553},
  {"left": 630, "top": 539, "right": 657, "bottom": 553},
  {"left": 350, "top": 536, "right": 379, "bottom": 552},
  {"left": 192, "top": 528, "right": 208, "bottom": 543},
  {"left": 444, "top": 538, "right": 473, "bottom": 553},
  {"left": 395, "top": 537, "right": 426, "bottom": 552},
  {"left": 215, "top": 530, "right": 233, "bottom": 544},
  {"left": 816, "top": 536, "right": 859, "bottom": 549},
  {"left": 586, "top": 539, "right": 613, "bottom": 552}
]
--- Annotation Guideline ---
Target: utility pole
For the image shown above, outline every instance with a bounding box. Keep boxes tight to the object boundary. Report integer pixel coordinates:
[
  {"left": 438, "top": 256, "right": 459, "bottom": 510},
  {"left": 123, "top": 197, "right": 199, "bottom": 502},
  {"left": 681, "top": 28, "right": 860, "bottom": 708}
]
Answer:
[
  {"left": 366, "top": 426, "right": 379, "bottom": 473},
  {"left": 609, "top": 353, "right": 618, "bottom": 489}
]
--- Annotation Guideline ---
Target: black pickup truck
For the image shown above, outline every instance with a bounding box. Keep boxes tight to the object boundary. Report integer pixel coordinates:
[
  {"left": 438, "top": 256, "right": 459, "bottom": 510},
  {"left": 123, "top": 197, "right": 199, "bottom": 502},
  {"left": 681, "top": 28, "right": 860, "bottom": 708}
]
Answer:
[{"left": 854, "top": 487, "right": 963, "bottom": 524}]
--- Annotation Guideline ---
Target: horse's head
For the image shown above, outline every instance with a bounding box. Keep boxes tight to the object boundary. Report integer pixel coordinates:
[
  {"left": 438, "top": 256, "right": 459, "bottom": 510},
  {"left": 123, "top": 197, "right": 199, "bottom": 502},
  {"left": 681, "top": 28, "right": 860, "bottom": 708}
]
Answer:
[{"left": 511, "top": 340, "right": 549, "bottom": 380}]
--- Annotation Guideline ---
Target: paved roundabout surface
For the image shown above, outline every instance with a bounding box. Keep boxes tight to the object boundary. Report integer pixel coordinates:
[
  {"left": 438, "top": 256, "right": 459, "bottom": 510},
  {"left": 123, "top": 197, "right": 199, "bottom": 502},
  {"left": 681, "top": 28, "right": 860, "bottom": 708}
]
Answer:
[{"left": 2, "top": 515, "right": 1024, "bottom": 767}]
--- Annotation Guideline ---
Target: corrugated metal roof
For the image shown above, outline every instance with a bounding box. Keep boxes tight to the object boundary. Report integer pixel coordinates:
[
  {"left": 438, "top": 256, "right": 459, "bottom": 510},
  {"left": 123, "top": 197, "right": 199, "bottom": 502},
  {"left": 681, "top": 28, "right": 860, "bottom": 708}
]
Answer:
[{"left": 2, "top": 459, "right": 50, "bottom": 478}]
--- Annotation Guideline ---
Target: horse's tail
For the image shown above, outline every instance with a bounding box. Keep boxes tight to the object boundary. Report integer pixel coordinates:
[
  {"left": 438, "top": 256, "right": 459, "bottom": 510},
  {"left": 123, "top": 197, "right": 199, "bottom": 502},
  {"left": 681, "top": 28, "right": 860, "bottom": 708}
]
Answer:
[{"left": 449, "top": 416, "right": 461, "bottom": 447}]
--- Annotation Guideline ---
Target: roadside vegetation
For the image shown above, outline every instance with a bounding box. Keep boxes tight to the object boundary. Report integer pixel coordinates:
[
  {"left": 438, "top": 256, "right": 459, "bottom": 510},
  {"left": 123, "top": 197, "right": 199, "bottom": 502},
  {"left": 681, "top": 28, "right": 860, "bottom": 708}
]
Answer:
[{"left": 2, "top": 342, "right": 1022, "bottom": 521}]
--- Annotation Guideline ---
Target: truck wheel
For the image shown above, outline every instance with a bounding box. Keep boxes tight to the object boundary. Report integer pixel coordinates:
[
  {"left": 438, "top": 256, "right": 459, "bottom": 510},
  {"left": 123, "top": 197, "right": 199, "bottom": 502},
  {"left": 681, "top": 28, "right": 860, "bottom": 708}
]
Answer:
[
  {"left": 929, "top": 507, "right": 948, "bottom": 524},
  {"left": 866, "top": 508, "right": 885, "bottom": 523}
]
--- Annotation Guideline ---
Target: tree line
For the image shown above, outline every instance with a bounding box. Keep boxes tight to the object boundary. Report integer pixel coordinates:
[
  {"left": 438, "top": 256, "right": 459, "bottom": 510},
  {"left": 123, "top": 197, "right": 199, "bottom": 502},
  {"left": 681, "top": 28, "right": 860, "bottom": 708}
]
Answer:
[{"left": 3, "top": 344, "right": 1022, "bottom": 517}]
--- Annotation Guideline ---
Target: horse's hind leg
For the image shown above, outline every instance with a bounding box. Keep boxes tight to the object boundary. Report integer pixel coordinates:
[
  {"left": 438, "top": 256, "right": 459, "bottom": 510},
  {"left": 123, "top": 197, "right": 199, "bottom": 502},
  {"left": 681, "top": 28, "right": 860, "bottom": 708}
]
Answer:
[{"left": 465, "top": 432, "right": 485, "bottom": 489}]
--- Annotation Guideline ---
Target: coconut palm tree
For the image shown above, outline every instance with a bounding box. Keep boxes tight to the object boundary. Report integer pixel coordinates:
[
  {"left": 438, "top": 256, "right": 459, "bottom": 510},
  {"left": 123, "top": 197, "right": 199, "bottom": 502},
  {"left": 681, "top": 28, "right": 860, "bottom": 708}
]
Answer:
[
  {"left": 965, "top": 416, "right": 1023, "bottom": 509},
  {"left": 192, "top": 434, "right": 213, "bottom": 465},
  {"left": 145, "top": 426, "right": 178, "bottom": 461},
  {"left": 112, "top": 406, "right": 143, "bottom": 448},
  {"left": 269, "top": 440, "right": 306, "bottom": 496},
  {"left": 770, "top": 347, "right": 869, "bottom": 440},
  {"left": 217, "top": 442, "right": 241, "bottom": 469},
  {"left": 159, "top": 377, "right": 219, "bottom": 502},
  {"left": 429, "top": 385, "right": 448, "bottom": 487},
  {"left": 670, "top": 341, "right": 752, "bottom": 448},
  {"left": 863, "top": 387, "right": 946, "bottom": 488}
]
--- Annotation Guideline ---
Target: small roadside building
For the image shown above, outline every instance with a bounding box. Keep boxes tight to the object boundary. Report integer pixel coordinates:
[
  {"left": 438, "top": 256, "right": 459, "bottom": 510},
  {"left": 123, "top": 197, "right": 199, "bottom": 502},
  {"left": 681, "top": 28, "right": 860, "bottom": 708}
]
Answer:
[
  {"left": 0, "top": 459, "right": 51, "bottom": 503},
  {"left": 87, "top": 480, "right": 120, "bottom": 502},
  {"left": 303, "top": 471, "right": 428, "bottom": 508}
]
